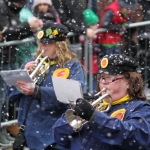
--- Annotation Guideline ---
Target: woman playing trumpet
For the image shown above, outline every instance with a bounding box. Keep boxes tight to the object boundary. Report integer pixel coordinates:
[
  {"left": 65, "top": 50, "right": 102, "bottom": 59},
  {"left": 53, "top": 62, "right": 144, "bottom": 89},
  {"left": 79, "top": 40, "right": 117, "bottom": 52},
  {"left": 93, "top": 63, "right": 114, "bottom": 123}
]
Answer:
[
  {"left": 52, "top": 54, "right": 150, "bottom": 150},
  {"left": 6, "top": 21, "right": 84, "bottom": 150}
]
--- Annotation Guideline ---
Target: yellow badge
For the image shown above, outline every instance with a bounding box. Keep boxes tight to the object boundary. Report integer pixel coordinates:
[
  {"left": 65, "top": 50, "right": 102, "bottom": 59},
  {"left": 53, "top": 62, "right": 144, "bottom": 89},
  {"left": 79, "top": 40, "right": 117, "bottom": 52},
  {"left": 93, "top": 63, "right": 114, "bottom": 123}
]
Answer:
[
  {"left": 53, "top": 68, "right": 70, "bottom": 79},
  {"left": 37, "top": 31, "right": 44, "bottom": 39},
  {"left": 101, "top": 58, "right": 108, "bottom": 68},
  {"left": 110, "top": 108, "right": 126, "bottom": 121}
]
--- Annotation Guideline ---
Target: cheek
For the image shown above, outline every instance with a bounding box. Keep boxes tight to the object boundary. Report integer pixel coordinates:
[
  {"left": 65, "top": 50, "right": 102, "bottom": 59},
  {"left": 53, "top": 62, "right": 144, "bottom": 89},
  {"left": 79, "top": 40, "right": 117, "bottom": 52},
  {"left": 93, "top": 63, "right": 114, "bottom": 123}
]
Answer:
[
  {"left": 42, "top": 6, "right": 49, "bottom": 12},
  {"left": 110, "top": 85, "right": 120, "bottom": 94},
  {"left": 45, "top": 6, "right": 49, "bottom": 11},
  {"left": 112, "top": 83, "right": 128, "bottom": 99},
  {"left": 38, "top": 6, "right": 42, "bottom": 10}
]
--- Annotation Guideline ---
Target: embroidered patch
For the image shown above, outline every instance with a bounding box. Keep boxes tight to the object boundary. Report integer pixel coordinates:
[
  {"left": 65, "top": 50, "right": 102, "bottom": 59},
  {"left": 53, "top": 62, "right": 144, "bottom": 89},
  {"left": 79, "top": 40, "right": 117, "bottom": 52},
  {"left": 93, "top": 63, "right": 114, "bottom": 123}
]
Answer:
[
  {"left": 110, "top": 108, "right": 126, "bottom": 121},
  {"left": 37, "top": 31, "right": 44, "bottom": 39},
  {"left": 101, "top": 58, "right": 108, "bottom": 68},
  {"left": 52, "top": 29, "right": 58, "bottom": 36},
  {"left": 46, "top": 28, "right": 59, "bottom": 38},
  {"left": 53, "top": 68, "right": 70, "bottom": 79},
  {"left": 46, "top": 29, "right": 52, "bottom": 37}
]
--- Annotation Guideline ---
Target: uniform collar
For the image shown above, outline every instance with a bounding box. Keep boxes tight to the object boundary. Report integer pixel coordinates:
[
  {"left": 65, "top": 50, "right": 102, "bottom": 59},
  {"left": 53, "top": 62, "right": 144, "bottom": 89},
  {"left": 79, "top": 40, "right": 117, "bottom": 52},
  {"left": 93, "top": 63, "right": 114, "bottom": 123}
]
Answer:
[{"left": 104, "top": 94, "right": 130, "bottom": 106}]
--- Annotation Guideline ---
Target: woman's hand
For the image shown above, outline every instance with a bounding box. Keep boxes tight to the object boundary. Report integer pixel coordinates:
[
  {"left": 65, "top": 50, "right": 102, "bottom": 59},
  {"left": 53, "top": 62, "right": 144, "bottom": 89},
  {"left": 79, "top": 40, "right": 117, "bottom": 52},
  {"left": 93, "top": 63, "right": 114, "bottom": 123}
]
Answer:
[
  {"left": 24, "top": 61, "right": 38, "bottom": 74},
  {"left": 16, "top": 81, "right": 35, "bottom": 95},
  {"left": 28, "top": 17, "right": 43, "bottom": 33}
]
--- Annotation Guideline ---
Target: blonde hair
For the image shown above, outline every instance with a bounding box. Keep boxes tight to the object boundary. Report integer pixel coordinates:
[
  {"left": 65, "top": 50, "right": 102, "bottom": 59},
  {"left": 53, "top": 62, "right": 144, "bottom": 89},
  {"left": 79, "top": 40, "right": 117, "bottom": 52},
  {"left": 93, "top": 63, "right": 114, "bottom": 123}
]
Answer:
[{"left": 34, "top": 40, "right": 78, "bottom": 67}]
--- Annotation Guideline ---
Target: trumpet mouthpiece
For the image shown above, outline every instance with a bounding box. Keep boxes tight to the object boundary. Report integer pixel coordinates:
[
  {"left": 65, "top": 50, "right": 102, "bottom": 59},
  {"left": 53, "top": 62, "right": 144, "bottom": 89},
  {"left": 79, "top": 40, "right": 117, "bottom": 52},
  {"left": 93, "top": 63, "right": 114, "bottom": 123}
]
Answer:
[
  {"left": 41, "top": 49, "right": 45, "bottom": 53},
  {"left": 94, "top": 87, "right": 106, "bottom": 96}
]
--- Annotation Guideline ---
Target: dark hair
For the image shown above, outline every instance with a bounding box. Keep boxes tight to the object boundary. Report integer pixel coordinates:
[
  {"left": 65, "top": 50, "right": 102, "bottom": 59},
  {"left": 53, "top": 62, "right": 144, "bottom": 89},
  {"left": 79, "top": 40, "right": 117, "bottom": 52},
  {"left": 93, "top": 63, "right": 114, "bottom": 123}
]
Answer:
[{"left": 123, "top": 72, "right": 146, "bottom": 100}]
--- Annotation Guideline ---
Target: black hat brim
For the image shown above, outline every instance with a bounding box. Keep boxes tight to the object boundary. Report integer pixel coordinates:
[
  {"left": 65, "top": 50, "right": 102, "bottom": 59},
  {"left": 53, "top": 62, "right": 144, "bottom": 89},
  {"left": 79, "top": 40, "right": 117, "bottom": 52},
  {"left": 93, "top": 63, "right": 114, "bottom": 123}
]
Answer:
[
  {"left": 38, "top": 38, "right": 56, "bottom": 44},
  {"left": 37, "top": 37, "right": 66, "bottom": 44},
  {"left": 99, "top": 65, "right": 137, "bottom": 75}
]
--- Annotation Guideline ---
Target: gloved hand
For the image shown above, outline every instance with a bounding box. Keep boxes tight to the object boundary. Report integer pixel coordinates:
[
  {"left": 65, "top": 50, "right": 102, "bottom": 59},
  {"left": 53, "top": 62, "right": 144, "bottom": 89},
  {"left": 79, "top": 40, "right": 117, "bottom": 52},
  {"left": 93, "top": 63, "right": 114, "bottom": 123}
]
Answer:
[
  {"left": 73, "top": 98, "right": 95, "bottom": 121},
  {"left": 83, "top": 93, "right": 99, "bottom": 101}
]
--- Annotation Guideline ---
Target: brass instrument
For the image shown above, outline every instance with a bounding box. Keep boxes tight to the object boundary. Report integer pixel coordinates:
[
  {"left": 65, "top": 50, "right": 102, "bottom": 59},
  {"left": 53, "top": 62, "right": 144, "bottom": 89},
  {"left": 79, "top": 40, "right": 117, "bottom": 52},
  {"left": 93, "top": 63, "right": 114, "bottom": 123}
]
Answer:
[
  {"left": 65, "top": 88, "right": 112, "bottom": 130},
  {"left": 16, "top": 50, "right": 50, "bottom": 94},
  {"left": 29, "top": 49, "right": 50, "bottom": 84}
]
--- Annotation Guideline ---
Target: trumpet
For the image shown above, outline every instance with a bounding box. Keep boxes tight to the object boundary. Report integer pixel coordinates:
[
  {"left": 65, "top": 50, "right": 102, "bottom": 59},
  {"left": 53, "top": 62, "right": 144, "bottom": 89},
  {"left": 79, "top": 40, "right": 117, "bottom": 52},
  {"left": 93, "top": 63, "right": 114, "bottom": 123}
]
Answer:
[
  {"left": 16, "top": 50, "right": 50, "bottom": 94},
  {"left": 65, "top": 88, "right": 112, "bottom": 130},
  {"left": 29, "top": 49, "right": 50, "bottom": 84}
]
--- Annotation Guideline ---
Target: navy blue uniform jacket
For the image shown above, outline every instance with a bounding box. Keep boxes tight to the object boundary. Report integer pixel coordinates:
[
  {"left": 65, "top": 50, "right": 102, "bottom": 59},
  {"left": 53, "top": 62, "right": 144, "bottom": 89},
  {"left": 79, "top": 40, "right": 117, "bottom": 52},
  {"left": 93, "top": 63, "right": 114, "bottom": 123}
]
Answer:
[
  {"left": 7, "top": 59, "right": 84, "bottom": 150},
  {"left": 53, "top": 99, "right": 150, "bottom": 150}
]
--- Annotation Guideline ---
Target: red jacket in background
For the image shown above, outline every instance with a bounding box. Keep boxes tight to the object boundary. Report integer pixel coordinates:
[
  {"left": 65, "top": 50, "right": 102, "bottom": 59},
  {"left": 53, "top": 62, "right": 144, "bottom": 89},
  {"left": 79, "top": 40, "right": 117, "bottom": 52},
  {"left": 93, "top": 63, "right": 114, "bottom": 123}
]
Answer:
[
  {"left": 80, "top": 36, "right": 99, "bottom": 74},
  {"left": 98, "top": 1, "right": 129, "bottom": 44}
]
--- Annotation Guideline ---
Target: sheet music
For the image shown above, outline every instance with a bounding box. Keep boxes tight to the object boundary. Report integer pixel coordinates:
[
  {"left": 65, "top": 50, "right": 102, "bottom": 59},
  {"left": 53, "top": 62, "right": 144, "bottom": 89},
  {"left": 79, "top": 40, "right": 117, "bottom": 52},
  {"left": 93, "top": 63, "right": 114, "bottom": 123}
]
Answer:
[
  {"left": 52, "top": 76, "right": 83, "bottom": 104},
  {"left": 0, "top": 70, "right": 33, "bottom": 86}
]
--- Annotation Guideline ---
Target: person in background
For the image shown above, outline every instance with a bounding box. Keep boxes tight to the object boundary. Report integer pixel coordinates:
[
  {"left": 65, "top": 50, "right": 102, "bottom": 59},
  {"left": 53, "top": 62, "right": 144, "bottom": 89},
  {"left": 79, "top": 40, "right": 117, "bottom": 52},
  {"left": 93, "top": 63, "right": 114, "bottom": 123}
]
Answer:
[
  {"left": 80, "top": 0, "right": 88, "bottom": 10},
  {"left": 6, "top": 21, "right": 84, "bottom": 150},
  {"left": 32, "top": 0, "right": 61, "bottom": 24},
  {"left": 17, "top": 7, "right": 38, "bottom": 67},
  {"left": 97, "top": 0, "right": 137, "bottom": 58},
  {"left": 51, "top": 0, "right": 97, "bottom": 62},
  {"left": 52, "top": 54, "right": 150, "bottom": 150},
  {"left": 0, "top": 0, "right": 43, "bottom": 146},
  {"left": 17, "top": 0, "right": 61, "bottom": 68},
  {"left": 82, "top": 9, "right": 100, "bottom": 93}
]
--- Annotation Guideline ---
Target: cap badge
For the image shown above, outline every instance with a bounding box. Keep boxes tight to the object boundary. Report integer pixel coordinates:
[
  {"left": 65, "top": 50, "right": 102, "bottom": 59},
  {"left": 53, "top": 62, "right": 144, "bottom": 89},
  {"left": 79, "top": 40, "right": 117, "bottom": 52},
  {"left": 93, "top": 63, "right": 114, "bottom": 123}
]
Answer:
[
  {"left": 101, "top": 58, "right": 108, "bottom": 68},
  {"left": 37, "top": 31, "right": 44, "bottom": 39},
  {"left": 53, "top": 29, "right": 59, "bottom": 36},
  {"left": 46, "top": 29, "right": 52, "bottom": 37},
  {"left": 46, "top": 28, "right": 59, "bottom": 38}
]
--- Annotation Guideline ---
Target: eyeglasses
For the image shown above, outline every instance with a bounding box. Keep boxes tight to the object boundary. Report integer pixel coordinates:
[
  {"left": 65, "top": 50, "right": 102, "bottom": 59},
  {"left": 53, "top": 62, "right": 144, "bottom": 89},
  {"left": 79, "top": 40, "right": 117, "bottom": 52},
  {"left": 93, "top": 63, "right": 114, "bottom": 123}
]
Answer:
[{"left": 99, "top": 76, "right": 123, "bottom": 84}]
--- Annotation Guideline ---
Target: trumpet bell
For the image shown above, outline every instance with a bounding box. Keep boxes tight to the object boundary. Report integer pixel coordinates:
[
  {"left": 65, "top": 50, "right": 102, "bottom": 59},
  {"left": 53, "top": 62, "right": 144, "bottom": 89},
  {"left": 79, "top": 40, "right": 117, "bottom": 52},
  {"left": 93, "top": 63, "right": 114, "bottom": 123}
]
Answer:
[
  {"left": 65, "top": 92, "right": 112, "bottom": 131},
  {"left": 65, "top": 109, "right": 86, "bottom": 130}
]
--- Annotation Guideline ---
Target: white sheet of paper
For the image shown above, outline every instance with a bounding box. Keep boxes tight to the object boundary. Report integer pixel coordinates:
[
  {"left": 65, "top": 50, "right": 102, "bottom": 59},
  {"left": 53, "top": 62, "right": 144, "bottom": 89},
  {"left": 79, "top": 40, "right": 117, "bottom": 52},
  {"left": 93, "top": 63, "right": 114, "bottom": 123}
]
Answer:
[
  {"left": 52, "top": 76, "right": 83, "bottom": 104},
  {"left": 0, "top": 70, "right": 33, "bottom": 86}
]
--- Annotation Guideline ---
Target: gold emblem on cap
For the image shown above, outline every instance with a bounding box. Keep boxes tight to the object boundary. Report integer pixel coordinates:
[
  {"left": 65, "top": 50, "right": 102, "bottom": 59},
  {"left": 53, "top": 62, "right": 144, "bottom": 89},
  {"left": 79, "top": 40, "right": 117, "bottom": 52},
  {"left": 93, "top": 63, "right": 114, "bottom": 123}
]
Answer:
[
  {"left": 37, "top": 31, "right": 44, "bottom": 39},
  {"left": 52, "top": 29, "right": 58, "bottom": 36},
  {"left": 101, "top": 58, "right": 108, "bottom": 68}
]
